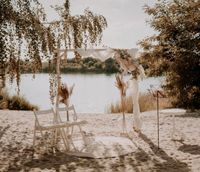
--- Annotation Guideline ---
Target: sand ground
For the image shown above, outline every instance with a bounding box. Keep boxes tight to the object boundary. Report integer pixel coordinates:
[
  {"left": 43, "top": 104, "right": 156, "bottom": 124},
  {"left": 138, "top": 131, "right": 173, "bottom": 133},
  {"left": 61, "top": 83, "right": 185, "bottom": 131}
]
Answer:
[{"left": 0, "top": 109, "right": 200, "bottom": 172}]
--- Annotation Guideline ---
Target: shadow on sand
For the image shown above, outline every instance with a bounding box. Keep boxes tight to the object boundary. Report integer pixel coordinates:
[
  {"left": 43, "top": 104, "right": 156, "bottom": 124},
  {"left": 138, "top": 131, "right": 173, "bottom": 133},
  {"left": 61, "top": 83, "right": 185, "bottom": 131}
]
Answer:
[
  {"left": 0, "top": 125, "right": 10, "bottom": 140},
  {"left": 176, "top": 112, "right": 200, "bottom": 118},
  {"left": 4, "top": 132, "right": 191, "bottom": 172},
  {"left": 178, "top": 143, "right": 200, "bottom": 155},
  {"left": 138, "top": 132, "right": 190, "bottom": 172}
]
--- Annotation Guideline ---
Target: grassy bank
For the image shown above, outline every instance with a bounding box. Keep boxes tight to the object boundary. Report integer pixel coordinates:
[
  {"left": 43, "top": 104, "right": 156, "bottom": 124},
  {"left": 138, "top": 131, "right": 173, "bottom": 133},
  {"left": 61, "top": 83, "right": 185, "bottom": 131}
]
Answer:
[
  {"left": 109, "top": 93, "right": 172, "bottom": 113},
  {"left": 0, "top": 90, "right": 38, "bottom": 111}
]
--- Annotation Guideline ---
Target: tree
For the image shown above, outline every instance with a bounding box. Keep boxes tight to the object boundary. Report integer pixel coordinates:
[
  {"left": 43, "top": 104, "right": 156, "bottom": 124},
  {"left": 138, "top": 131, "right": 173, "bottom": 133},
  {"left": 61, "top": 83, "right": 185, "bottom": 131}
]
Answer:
[
  {"left": 0, "top": 0, "right": 107, "bottom": 94},
  {"left": 48, "top": 0, "right": 107, "bottom": 55},
  {"left": 41, "top": 0, "right": 107, "bottom": 105},
  {"left": 0, "top": 0, "right": 55, "bottom": 89},
  {"left": 104, "top": 58, "right": 120, "bottom": 73},
  {"left": 140, "top": 0, "right": 200, "bottom": 109}
]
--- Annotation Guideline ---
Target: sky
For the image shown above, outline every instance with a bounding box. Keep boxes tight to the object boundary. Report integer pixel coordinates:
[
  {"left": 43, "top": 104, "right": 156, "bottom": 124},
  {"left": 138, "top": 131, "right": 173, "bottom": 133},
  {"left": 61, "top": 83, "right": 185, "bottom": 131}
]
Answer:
[{"left": 40, "top": 0, "right": 157, "bottom": 50}]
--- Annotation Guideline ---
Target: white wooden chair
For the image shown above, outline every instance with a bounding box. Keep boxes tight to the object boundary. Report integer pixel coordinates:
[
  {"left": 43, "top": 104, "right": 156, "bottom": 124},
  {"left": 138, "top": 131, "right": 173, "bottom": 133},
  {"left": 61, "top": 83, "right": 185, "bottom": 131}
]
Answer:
[
  {"left": 56, "top": 105, "right": 89, "bottom": 151},
  {"left": 33, "top": 108, "right": 69, "bottom": 152}
]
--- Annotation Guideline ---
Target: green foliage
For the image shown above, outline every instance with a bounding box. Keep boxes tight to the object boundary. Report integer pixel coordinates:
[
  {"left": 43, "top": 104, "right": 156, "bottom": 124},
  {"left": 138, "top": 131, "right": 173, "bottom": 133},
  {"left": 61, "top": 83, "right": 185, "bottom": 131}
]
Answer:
[
  {"left": 0, "top": 90, "right": 38, "bottom": 111},
  {"left": 82, "top": 57, "right": 99, "bottom": 67},
  {"left": 104, "top": 58, "right": 120, "bottom": 73},
  {"left": 139, "top": 0, "right": 200, "bottom": 109},
  {"left": 42, "top": 57, "right": 120, "bottom": 74}
]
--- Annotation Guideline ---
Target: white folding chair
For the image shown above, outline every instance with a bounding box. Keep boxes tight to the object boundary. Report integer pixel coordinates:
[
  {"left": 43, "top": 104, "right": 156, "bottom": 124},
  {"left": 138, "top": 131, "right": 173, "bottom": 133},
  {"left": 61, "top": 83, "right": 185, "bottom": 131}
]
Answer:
[
  {"left": 33, "top": 108, "right": 69, "bottom": 152},
  {"left": 56, "top": 105, "right": 89, "bottom": 151}
]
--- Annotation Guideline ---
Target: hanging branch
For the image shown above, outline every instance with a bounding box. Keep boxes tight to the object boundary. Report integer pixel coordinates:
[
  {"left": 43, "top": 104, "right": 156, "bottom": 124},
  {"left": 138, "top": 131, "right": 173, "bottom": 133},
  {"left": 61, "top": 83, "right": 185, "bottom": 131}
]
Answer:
[
  {"left": 0, "top": 0, "right": 56, "bottom": 90},
  {"left": 49, "top": 1, "right": 107, "bottom": 52},
  {"left": 48, "top": 0, "right": 107, "bottom": 105}
]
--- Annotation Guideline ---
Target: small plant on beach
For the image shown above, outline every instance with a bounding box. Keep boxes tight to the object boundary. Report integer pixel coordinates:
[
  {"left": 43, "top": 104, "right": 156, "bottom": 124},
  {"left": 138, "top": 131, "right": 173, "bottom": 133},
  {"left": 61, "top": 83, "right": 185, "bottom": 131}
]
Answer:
[{"left": 0, "top": 90, "right": 38, "bottom": 111}]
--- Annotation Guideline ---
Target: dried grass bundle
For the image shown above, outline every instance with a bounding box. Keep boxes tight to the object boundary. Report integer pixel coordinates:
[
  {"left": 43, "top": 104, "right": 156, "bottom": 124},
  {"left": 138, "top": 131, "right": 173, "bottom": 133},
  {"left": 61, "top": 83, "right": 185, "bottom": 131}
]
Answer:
[
  {"left": 115, "top": 74, "right": 128, "bottom": 133},
  {"left": 109, "top": 93, "right": 172, "bottom": 113},
  {"left": 59, "top": 83, "right": 74, "bottom": 105},
  {"left": 115, "top": 74, "right": 128, "bottom": 97}
]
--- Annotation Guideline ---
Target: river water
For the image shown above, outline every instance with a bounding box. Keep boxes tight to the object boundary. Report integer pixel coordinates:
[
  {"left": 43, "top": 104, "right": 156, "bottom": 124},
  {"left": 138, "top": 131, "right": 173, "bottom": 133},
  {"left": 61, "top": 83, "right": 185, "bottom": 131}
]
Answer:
[{"left": 6, "top": 74, "right": 164, "bottom": 113}]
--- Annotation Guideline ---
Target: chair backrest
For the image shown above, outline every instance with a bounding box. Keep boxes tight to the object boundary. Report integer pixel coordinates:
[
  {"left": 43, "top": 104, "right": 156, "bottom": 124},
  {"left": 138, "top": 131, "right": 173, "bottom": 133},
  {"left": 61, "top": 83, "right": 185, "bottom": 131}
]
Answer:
[
  {"left": 33, "top": 108, "right": 55, "bottom": 128},
  {"left": 56, "top": 105, "right": 78, "bottom": 122}
]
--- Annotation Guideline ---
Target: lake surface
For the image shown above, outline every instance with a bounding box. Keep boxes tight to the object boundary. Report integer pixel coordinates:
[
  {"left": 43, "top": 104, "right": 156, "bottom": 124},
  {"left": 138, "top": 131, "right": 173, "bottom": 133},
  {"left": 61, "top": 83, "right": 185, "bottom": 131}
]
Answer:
[{"left": 7, "top": 74, "right": 164, "bottom": 113}]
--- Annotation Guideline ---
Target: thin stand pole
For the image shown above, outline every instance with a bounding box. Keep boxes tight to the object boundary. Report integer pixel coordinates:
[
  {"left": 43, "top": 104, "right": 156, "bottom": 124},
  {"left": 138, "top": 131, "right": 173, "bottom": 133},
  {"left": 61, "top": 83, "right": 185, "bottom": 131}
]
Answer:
[
  {"left": 121, "top": 95, "right": 126, "bottom": 133},
  {"left": 67, "top": 110, "right": 69, "bottom": 121},
  {"left": 157, "top": 91, "right": 160, "bottom": 149}
]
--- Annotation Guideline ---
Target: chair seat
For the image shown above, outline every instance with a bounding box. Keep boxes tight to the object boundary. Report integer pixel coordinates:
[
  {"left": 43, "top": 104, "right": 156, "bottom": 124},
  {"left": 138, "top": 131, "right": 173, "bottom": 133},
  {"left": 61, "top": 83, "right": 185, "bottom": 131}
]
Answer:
[
  {"left": 61, "top": 120, "right": 88, "bottom": 126},
  {"left": 36, "top": 120, "right": 88, "bottom": 131}
]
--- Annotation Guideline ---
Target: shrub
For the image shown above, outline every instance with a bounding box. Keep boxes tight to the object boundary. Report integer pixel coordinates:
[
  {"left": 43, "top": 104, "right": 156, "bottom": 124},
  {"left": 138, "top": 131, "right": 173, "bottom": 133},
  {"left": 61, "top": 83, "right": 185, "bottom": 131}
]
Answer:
[
  {"left": 109, "top": 92, "right": 172, "bottom": 113},
  {"left": 139, "top": 0, "right": 200, "bottom": 109},
  {"left": 104, "top": 58, "right": 120, "bottom": 73},
  {"left": 95, "top": 62, "right": 103, "bottom": 70},
  {"left": 0, "top": 90, "right": 38, "bottom": 111},
  {"left": 82, "top": 57, "right": 99, "bottom": 65}
]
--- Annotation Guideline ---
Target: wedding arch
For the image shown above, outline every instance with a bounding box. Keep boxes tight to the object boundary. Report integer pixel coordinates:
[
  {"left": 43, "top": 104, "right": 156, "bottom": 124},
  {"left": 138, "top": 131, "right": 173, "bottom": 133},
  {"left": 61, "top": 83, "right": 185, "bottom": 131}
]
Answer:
[{"left": 54, "top": 47, "right": 145, "bottom": 131}]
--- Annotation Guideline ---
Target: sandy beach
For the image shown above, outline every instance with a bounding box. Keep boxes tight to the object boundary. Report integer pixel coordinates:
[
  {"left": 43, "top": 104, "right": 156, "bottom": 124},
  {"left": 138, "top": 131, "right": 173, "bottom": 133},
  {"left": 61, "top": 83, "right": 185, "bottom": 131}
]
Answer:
[{"left": 0, "top": 109, "right": 200, "bottom": 172}]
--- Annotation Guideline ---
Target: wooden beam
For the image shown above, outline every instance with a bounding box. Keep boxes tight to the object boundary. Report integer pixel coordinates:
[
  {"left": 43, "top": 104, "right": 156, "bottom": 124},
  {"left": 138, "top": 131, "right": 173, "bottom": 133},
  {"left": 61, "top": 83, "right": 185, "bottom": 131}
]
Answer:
[{"left": 56, "top": 48, "right": 107, "bottom": 53}]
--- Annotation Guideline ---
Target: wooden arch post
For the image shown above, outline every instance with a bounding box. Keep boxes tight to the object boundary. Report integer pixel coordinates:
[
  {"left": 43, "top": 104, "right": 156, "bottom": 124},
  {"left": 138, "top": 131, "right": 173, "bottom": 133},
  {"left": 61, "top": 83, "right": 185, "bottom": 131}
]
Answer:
[
  {"left": 55, "top": 48, "right": 69, "bottom": 113},
  {"left": 55, "top": 48, "right": 61, "bottom": 118}
]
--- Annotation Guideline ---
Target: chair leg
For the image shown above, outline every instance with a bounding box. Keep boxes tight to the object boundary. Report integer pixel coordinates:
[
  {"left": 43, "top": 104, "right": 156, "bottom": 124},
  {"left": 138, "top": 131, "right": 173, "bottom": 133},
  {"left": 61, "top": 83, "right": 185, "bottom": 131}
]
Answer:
[
  {"left": 33, "top": 128, "right": 36, "bottom": 148},
  {"left": 60, "top": 128, "right": 71, "bottom": 151},
  {"left": 32, "top": 128, "right": 36, "bottom": 157},
  {"left": 63, "top": 127, "right": 77, "bottom": 151},
  {"left": 39, "top": 130, "right": 49, "bottom": 151},
  {"left": 50, "top": 129, "right": 54, "bottom": 148},
  {"left": 78, "top": 125, "right": 87, "bottom": 146},
  {"left": 71, "top": 126, "right": 74, "bottom": 135}
]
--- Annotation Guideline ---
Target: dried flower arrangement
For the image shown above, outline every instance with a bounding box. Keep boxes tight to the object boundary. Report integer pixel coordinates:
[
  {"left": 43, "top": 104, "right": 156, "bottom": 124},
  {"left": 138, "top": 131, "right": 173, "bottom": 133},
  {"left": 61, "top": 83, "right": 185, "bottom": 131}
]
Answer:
[
  {"left": 115, "top": 74, "right": 128, "bottom": 134},
  {"left": 115, "top": 74, "right": 128, "bottom": 98},
  {"left": 58, "top": 83, "right": 75, "bottom": 106},
  {"left": 114, "top": 49, "right": 140, "bottom": 80}
]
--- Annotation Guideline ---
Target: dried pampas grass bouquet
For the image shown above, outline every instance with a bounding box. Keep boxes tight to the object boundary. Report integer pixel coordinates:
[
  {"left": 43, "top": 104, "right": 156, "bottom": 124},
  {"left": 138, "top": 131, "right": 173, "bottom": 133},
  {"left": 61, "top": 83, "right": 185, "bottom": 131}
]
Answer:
[
  {"left": 115, "top": 74, "right": 128, "bottom": 97},
  {"left": 59, "top": 83, "right": 75, "bottom": 106}
]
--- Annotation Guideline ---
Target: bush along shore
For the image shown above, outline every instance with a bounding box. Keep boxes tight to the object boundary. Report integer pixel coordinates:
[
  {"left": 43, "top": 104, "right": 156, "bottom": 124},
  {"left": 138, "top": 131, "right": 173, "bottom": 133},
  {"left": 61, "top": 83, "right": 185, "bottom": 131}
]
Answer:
[
  {"left": 20, "top": 56, "right": 156, "bottom": 76},
  {"left": 42, "top": 57, "right": 120, "bottom": 74},
  {"left": 0, "top": 90, "right": 38, "bottom": 111}
]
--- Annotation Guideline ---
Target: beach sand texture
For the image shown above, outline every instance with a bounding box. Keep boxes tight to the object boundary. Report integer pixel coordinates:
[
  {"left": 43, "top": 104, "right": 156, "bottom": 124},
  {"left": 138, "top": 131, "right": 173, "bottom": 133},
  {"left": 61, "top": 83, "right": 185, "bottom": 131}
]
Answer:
[{"left": 0, "top": 110, "right": 200, "bottom": 172}]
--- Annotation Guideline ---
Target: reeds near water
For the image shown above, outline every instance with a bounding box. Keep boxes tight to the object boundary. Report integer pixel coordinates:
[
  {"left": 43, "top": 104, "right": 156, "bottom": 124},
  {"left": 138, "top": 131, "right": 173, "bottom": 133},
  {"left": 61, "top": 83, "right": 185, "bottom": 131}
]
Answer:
[{"left": 109, "top": 92, "right": 172, "bottom": 113}]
